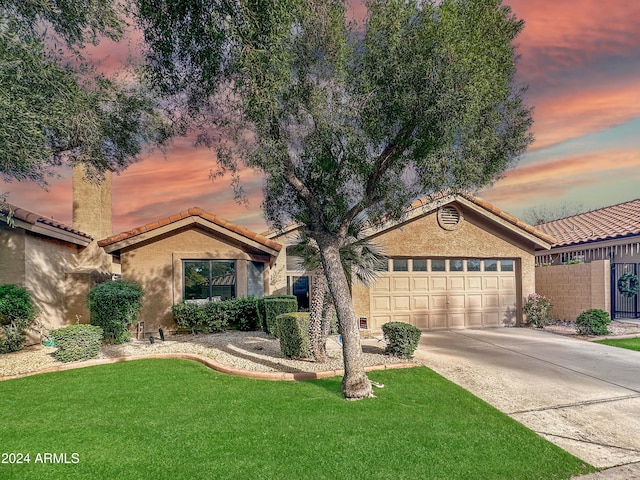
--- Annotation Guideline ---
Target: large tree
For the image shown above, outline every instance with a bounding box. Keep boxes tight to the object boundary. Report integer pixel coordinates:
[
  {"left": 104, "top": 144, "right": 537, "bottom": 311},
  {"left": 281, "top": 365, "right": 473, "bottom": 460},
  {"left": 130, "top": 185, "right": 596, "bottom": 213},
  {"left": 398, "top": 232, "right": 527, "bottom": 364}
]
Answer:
[
  {"left": 136, "top": 0, "right": 533, "bottom": 398},
  {"left": 0, "top": 0, "right": 169, "bottom": 185}
]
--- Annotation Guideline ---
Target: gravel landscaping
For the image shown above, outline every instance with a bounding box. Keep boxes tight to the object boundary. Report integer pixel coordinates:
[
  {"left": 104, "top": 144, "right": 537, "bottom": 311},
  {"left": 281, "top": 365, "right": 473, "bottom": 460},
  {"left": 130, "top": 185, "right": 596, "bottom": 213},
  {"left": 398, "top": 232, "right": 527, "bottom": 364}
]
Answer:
[
  {"left": 0, "top": 331, "right": 405, "bottom": 378},
  {"left": 542, "top": 319, "right": 640, "bottom": 339}
]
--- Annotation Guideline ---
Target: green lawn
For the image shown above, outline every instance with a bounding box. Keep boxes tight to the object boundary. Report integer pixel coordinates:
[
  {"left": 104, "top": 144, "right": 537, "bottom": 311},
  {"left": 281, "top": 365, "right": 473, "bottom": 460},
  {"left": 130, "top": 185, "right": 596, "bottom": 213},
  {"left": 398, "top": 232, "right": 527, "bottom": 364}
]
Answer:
[
  {"left": 595, "top": 337, "right": 640, "bottom": 352},
  {"left": 0, "top": 360, "right": 593, "bottom": 479}
]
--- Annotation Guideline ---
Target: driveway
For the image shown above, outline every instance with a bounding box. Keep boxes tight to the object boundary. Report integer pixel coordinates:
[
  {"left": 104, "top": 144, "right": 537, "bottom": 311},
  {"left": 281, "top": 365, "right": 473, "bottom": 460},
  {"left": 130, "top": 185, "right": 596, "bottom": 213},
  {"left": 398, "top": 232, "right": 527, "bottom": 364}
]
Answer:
[{"left": 412, "top": 328, "right": 640, "bottom": 470}]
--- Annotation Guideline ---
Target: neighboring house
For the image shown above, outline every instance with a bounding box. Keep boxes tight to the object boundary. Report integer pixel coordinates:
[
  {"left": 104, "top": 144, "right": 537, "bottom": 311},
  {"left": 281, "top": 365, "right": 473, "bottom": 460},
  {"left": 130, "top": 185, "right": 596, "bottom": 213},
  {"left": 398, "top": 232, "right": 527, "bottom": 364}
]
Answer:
[
  {"left": 268, "top": 192, "right": 554, "bottom": 331},
  {"left": 535, "top": 199, "right": 640, "bottom": 266},
  {"left": 98, "top": 208, "right": 282, "bottom": 333},
  {"left": 534, "top": 199, "right": 640, "bottom": 320}
]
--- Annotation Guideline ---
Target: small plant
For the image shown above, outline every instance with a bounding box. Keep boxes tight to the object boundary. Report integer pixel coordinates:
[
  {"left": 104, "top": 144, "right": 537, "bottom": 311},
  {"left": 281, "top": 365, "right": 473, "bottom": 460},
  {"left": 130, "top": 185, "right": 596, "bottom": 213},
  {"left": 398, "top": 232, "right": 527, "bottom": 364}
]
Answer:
[
  {"left": 88, "top": 280, "right": 144, "bottom": 344},
  {"left": 576, "top": 309, "right": 611, "bottom": 336},
  {"left": 50, "top": 324, "right": 103, "bottom": 363},
  {"left": 382, "top": 322, "right": 422, "bottom": 359},
  {"left": 276, "top": 312, "right": 311, "bottom": 359},
  {"left": 0, "top": 284, "right": 38, "bottom": 353},
  {"left": 523, "top": 293, "right": 552, "bottom": 328}
]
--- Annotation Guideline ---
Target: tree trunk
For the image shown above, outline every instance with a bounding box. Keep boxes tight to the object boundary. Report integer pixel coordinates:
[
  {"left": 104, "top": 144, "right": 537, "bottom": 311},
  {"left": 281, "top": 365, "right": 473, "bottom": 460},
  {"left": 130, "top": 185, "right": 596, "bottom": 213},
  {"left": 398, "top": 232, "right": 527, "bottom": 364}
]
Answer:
[
  {"left": 319, "top": 291, "right": 334, "bottom": 360},
  {"left": 315, "top": 233, "right": 372, "bottom": 399},
  {"left": 309, "top": 266, "right": 328, "bottom": 363}
]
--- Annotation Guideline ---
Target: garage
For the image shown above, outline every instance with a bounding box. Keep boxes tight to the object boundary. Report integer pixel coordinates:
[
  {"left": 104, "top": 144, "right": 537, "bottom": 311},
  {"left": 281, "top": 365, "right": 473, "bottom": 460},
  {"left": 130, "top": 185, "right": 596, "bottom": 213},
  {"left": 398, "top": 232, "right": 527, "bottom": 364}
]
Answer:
[{"left": 370, "top": 258, "right": 517, "bottom": 329}]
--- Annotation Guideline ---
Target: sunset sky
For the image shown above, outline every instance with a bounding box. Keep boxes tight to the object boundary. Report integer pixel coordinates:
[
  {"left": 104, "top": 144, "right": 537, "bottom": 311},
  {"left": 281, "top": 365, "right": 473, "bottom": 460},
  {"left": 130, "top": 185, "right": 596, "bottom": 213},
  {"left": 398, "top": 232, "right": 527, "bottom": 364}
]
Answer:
[{"left": 2, "top": 0, "right": 639, "bottom": 236}]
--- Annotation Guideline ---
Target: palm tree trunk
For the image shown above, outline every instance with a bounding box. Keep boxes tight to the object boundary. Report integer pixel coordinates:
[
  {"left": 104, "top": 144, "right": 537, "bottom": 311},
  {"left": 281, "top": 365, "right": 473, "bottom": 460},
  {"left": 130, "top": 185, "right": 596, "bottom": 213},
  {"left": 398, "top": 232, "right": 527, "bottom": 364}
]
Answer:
[
  {"left": 316, "top": 233, "right": 372, "bottom": 399},
  {"left": 309, "top": 266, "right": 328, "bottom": 362}
]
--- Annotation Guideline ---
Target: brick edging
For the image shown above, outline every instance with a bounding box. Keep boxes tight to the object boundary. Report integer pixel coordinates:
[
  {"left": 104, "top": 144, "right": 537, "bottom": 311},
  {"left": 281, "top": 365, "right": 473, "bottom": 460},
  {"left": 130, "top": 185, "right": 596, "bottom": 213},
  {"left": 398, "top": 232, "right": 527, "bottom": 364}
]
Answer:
[{"left": 0, "top": 353, "right": 417, "bottom": 382}]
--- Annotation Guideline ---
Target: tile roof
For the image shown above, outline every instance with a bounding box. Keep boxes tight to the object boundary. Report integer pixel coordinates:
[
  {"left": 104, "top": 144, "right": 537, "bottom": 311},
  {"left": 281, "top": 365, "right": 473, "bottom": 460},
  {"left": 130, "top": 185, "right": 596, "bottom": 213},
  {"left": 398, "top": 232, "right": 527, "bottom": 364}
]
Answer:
[
  {"left": 98, "top": 207, "right": 282, "bottom": 253},
  {"left": 536, "top": 198, "right": 640, "bottom": 247},
  {"left": 1, "top": 203, "right": 92, "bottom": 240},
  {"left": 264, "top": 190, "right": 555, "bottom": 246}
]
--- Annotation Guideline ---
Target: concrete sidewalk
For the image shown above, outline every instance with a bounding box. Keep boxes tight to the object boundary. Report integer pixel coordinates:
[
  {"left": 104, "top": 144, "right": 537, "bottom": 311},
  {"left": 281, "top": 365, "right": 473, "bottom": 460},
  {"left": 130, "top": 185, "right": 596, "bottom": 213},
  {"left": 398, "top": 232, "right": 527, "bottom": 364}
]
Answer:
[{"left": 410, "top": 328, "right": 640, "bottom": 476}]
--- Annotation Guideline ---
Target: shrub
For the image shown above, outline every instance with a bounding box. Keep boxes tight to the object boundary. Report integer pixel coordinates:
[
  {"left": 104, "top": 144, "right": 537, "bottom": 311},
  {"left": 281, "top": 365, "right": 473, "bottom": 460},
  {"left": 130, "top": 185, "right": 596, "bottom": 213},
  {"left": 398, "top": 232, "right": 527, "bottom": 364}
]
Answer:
[
  {"left": 88, "top": 281, "right": 144, "bottom": 344},
  {"left": 222, "top": 297, "right": 260, "bottom": 331},
  {"left": 276, "top": 312, "right": 311, "bottom": 359},
  {"left": 264, "top": 296, "right": 298, "bottom": 337},
  {"left": 523, "top": 293, "right": 552, "bottom": 328},
  {"left": 382, "top": 322, "right": 422, "bottom": 359},
  {"left": 172, "top": 302, "right": 206, "bottom": 333},
  {"left": 576, "top": 309, "right": 611, "bottom": 336},
  {"left": 50, "top": 324, "right": 103, "bottom": 363},
  {"left": 202, "top": 302, "right": 229, "bottom": 333},
  {"left": 0, "top": 284, "right": 38, "bottom": 353}
]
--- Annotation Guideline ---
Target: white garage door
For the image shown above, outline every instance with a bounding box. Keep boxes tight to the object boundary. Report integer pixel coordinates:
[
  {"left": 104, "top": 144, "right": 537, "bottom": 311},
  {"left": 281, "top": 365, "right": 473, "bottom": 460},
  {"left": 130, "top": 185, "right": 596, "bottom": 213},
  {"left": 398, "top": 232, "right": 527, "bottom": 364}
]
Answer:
[{"left": 370, "top": 258, "right": 517, "bottom": 330}]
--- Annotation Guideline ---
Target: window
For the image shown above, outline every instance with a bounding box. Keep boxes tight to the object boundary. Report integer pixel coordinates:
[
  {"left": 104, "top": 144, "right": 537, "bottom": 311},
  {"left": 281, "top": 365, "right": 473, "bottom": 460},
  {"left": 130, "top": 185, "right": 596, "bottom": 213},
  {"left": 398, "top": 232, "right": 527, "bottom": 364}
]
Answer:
[
  {"left": 286, "top": 246, "right": 304, "bottom": 271},
  {"left": 500, "top": 260, "right": 514, "bottom": 272},
  {"left": 412, "top": 259, "right": 428, "bottom": 272},
  {"left": 248, "top": 261, "right": 265, "bottom": 297},
  {"left": 431, "top": 259, "right": 446, "bottom": 272},
  {"left": 184, "top": 260, "right": 236, "bottom": 301},
  {"left": 467, "top": 259, "right": 481, "bottom": 272},
  {"left": 392, "top": 259, "right": 408, "bottom": 272},
  {"left": 449, "top": 259, "right": 464, "bottom": 272},
  {"left": 484, "top": 259, "right": 498, "bottom": 272}
]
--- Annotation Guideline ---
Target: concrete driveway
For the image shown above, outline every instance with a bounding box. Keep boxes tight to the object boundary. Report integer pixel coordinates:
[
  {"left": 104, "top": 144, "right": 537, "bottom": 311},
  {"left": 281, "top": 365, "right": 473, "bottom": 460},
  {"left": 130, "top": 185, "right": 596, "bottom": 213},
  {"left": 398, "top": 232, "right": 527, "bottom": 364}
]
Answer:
[{"left": 413, "top": 328, "right": 640, "bottom": 470}]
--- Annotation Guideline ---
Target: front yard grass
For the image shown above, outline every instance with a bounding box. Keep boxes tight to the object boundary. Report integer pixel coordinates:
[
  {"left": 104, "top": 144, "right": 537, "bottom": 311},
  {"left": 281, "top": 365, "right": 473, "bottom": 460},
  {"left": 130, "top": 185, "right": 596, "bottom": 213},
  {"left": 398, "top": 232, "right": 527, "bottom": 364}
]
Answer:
[
  {"left": 595, "top": 337, "right": 640, "bottom": 352},
  {"left": 0, "top": 360, "right": 593, "bottom": 479}
]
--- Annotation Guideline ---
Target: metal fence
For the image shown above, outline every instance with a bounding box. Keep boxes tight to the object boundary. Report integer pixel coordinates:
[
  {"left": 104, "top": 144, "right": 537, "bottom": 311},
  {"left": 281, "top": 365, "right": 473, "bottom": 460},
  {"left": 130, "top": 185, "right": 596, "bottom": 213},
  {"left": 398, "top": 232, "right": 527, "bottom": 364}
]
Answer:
[{"left": 611, "top": 263, "right": 640, "bottom": 319}]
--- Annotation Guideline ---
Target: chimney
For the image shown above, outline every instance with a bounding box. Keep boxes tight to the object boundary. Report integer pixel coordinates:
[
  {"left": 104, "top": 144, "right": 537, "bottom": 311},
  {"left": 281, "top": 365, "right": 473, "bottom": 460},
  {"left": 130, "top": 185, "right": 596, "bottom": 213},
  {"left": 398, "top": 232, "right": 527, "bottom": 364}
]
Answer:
[{"left": 72, "top": 164, "right": 113, "bottom": 240}]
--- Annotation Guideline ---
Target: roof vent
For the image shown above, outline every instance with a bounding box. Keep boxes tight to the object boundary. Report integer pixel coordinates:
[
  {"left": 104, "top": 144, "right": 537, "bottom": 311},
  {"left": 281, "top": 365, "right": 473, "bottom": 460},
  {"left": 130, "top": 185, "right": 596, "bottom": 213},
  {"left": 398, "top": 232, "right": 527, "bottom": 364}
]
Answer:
[{"left": 438, "top": 205, "right": 462, "bottom": 231}]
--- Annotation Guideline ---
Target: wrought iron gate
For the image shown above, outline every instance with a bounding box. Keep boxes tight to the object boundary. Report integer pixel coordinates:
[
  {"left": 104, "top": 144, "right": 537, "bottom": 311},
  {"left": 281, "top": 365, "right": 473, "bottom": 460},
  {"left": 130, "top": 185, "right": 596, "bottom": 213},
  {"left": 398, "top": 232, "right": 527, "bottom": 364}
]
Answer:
[{"left": 611, "top": 263, "right": 640, "bottom": 319}]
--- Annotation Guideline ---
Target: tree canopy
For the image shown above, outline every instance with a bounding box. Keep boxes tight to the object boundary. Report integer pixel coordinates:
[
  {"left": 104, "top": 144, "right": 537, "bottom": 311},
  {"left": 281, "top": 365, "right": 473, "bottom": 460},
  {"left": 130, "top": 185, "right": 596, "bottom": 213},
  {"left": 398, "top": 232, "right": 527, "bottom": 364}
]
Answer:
[
  {"left": 136, "top": 0, "right": 533, "bottom": 398},
  {"left": 0, "top": 0, "right": 169, "bottom": 185}
]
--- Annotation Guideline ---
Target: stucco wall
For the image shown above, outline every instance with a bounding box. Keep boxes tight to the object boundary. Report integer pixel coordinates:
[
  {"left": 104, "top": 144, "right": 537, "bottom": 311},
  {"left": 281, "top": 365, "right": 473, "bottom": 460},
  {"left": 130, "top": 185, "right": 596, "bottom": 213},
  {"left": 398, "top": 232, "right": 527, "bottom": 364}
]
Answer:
[
  {"left": 120, "top": 228, "right": 271, "bottom": 332},
  {"left": 535, "top": 260, "right": 610, "bottom": 321},
  {"left": 0, "top": 224, "right": 26, "bottom": 285}
]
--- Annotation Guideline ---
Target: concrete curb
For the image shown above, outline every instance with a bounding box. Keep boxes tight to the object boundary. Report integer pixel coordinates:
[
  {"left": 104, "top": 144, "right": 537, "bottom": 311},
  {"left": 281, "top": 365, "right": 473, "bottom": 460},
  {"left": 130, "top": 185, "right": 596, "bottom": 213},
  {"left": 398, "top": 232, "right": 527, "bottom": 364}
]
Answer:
[{"left": 0, "top": 353, "right": 417, "bottom": 382}]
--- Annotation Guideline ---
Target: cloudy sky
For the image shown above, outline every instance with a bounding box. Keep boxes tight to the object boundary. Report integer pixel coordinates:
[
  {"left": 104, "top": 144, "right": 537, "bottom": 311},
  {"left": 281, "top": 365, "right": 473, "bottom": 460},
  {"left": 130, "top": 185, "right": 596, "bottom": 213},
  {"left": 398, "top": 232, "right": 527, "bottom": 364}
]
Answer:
[{"left": 2, "top": 0, "right": 639, "bottom": 236}]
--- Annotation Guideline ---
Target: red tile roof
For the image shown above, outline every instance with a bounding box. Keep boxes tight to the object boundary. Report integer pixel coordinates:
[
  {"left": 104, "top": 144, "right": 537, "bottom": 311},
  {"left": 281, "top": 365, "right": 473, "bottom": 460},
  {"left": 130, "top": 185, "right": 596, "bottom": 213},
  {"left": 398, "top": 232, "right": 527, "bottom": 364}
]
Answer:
[
  {"left": 98, "top": 207, "right": 282, "bottom": 253},
  {"left": 536, "top": 198, "right": 640, "bottom": 247},
  {"left": 1, "top": 203, "right": 92, "bottom": 240}
]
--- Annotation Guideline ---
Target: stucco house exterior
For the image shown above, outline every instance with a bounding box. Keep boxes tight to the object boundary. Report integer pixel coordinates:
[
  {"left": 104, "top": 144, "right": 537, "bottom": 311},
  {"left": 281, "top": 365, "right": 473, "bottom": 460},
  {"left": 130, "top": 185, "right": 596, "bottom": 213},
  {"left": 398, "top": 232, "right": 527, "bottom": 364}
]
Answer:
[
  {"left": 268, "top": 192, "right": 554, "bottom": 331},
  {"left": 98, "top": 208, "right": 282, "bottom": 332}
]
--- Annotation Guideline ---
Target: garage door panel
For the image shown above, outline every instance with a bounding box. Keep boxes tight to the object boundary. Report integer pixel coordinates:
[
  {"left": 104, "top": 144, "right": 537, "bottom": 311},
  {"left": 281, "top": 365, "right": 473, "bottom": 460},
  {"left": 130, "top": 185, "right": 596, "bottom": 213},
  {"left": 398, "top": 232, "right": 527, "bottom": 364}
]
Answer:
[
  {"left": 373, "top": 296, "right": 391, "bottom": 311},
  {"left": 430, "top": 313, "right": 447, "bottom": 329},
  {"left": 449, "top": 277, "right": 465, "bottom": 290},
  {"left": 393, "top": 296, "right": 411, "bottom": 310},
  {"left": 393, "top": 277, "right": 410, "bottom": 291},
  {"left": 373, "top": 278, "right": 391, "bottom": 292},
  {"left": 484, "top": 294, "right": 499, "bottom": 307},
  {"left": 431, "top": 295, "right": 448, "bottom": 309},
  {"left": 393, "top": 314, "right": 411, "bottom": 324},
  {"left": 430, "top": 276, "right": 447, "bottom": 291},
  {"left": 467, "top": 312, "right": 483, "bottom": 327},
  {"left": 412, "top": 277, "right": 429, "bottom": 292},
  {"left": 500, "top": 294, "right": 516, "bottom": 308},
  {"left": 449, "top": 313, "right": 465, "bottom": 328},
  {"left": 501, "top": 277, "right": 516, "bottom": 289},
  {"left": 448, "top": 295, "right": 465, "bottom": 309},
  {"left": 413, "top": 313, "right": 429, "bottom": 329},
  {"left": 483, "top": 276, "right": 499, "bottom": 290},
  {"left": 467, "top": 277, "right": 482, "bottom": 290},
  {"left": 484, "top": 311, "right": 501, "bottom": 326},
  {"left": 413, "top": 295, "right": 429, "bottom": 310}
]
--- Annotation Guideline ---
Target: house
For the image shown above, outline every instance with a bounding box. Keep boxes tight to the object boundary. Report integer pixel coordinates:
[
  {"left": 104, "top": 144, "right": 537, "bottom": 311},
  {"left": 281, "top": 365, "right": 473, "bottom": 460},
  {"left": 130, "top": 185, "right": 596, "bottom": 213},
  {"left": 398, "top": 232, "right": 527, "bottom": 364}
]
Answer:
[
  {"left": 0, "top": 166, "right": 115, "bottom": 337},
  {"left": 98, "top": 208, "right": 282, "bottom": 333},
  {"left": 534, "top": 199, "right": 640, "bottom": 320},
  {"left": 267, "top": 192, "right": 554, "bottom": 331}
]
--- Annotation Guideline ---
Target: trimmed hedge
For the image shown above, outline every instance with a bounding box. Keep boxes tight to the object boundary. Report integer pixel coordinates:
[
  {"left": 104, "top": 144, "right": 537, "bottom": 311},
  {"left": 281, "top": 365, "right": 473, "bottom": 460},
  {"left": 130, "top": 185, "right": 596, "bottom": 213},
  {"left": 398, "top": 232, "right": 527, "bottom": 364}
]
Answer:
[
  {"left": 202, "top": 301, "right": 230, "bottom": 333},
  {"left": 88, "top": 281, "right": 144, "bottom": 344},
  {"left": 276, "top": 312, "right": 311, "bottom": 359},
  {"left": 576, "top": 309, "right": 611, "bottom": 336},
  {"left": 50, "top": 324, "right": 103, "bottom": 363},
  {"left": 172, "top": 297, "right": 261, "bottom": 333},
  {"left": 223, "top": 297, "right": 260, "bottom": 331},
  {"left": 382, "top": 322, "right": 422, "bottom": 359},
  {"left": 263, "top": 296, "right": 298, "bottom": 337},
  {"left": 0, "top": 284, "right": 38, "bottom": 353},
  {"left": 172, "top": 302, "right": 206, "bottom": 333}
]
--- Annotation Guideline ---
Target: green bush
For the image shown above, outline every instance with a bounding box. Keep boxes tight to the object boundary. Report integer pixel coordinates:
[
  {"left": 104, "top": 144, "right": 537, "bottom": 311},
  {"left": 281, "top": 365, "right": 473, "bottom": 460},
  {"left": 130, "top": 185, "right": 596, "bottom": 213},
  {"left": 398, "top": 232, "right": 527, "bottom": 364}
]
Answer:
[
  {"left": 172, "top": 302, "right": 206, "bottom": 333},
  {"left": 223, "top": 297, "right": 260, "bottom": 331},
  {"left": 264, "top": 296, "right": 298, "bottom": 337},
  {"left": 382, "top": 322, "right": 422, "bottom": 359},
  {"left": 276, "top": 312, "right": 311, "bottom": 359},
  {"left": 0, "top": 284, "right": 38, "bottom": 353},
  {"left": 576, "top": 309, "right": 611, "bottom": 336},
  {"left": 202, "top": 302, "right": 229, "bottom": 333},
  {"left": 88, "top": 281, "right": 144, "bottom": 344},
  {"left": 50, "top": 324, "right": 103, "bottom": 363}
]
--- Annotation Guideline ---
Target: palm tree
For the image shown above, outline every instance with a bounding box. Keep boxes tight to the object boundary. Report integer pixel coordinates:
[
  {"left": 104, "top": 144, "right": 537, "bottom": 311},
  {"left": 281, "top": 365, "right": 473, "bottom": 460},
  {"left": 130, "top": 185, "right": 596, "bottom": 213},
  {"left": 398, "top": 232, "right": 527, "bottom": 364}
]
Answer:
[{"left": 288, "top": 219, "right": 386, "bottom": 362}]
